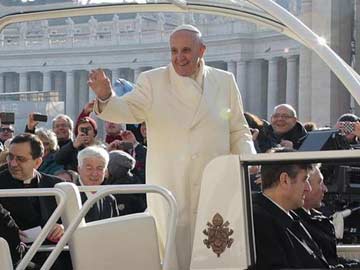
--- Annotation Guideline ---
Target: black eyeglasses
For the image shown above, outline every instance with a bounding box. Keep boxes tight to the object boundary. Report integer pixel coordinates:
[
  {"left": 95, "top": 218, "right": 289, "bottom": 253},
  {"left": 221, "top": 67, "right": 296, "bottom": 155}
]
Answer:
[
  {"left": 271, "top": 114, "right": 294, "bottom": 120},
  {"left": 7, "top": 153, "right": 31, "bottom": 163},
  {"left": 0, "top": 128, "right": 14, "bottom": 133}
]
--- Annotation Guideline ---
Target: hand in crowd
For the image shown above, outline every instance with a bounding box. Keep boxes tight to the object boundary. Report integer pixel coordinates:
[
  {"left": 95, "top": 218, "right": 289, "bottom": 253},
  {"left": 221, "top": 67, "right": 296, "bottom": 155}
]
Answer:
[
  {"left": 107, "top": 139, "right": 122, "bottom": 152},
  {"left": 121, "top": 130, "right": 137, "bottom": 145},
  {"left": 47, "top": 224, "right": 64, "bottom": 243},
  {"left": 27, "top": 112, "right": 39, "bottom": 131},
  {"left": 83, "top": 100, "right": 95, "bottom": 114},
  {"left": 279, "top": 139, "right": 294, "bottom": 149},
  {"left": 88, "top": 69, "right": 113, "bottom": 100},
  {"left": 250, "top": 128, "right": 259, "bottom": 141},
  {"left": 352, "top": 121, "right": 360, "bottom": 137},
  {"left": 73, "top": 132, "right": 90, "bottom": 149}
]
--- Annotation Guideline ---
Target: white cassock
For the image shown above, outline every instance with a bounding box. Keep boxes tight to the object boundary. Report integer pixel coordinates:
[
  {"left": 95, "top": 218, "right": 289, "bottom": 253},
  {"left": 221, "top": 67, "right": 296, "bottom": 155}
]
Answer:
[{"left": 94, "top": 59, "right": 255, "bottom": 269}]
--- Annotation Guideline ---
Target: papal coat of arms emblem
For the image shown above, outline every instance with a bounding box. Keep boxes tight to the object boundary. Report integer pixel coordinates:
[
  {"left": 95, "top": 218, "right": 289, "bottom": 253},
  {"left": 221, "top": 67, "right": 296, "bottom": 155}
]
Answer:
[{"left": 203, "top": 213, "right": 234, "bottom": 257}]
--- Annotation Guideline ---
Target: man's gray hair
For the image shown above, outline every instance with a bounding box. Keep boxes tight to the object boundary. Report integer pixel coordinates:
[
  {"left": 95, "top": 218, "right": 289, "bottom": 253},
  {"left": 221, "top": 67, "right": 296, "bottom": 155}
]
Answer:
[
  {"left": 52, "top": 114, "right": 74, "bottom": 131},
  {"left": 78, "top": 146, "right": 109, "bottom": 168},
  {"left": 273, "top": 104, "right": 297, "bottom": 118}
]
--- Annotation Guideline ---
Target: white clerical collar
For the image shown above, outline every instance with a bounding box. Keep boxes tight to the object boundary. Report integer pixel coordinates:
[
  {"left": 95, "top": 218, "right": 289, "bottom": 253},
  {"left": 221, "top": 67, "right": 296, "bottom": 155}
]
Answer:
[
  {"left": 23, "top": 172, "right": 37, "bottom": 184},
  {"left": 23, "top": 178, "right": 33, "bottom": 184},
  {"left": 263, "top": 193, "right": 293, "bottom": 220}
]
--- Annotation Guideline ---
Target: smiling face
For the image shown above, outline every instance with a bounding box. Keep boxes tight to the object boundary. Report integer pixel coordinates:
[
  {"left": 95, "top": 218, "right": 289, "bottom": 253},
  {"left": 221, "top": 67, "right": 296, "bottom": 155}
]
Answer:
[
  {"left": 170, "top": 30, "right": 206, "bottom": 77},
  {"left": 271, "top": 105, "right": 297, "bottom": 135},
  {"left": 53, "top": 117, "right": 71, "bottom": 141},
  {"left": 7, "top": 142, "right": 42, "bottom": 181},
  {"left": 78, "top": 157, "right": 107, "bottom": 186}
]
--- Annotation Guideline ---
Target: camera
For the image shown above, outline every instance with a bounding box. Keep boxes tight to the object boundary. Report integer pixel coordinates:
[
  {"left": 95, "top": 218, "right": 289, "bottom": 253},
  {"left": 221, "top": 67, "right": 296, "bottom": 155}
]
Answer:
[
  {"left": 0, "top": 112, "right": 15, "bottom": 125},
  {"left": 32, "top": 113, "right": 48, "bottom": 122},
  {"left": 80, "top": 127, "right": 90, "bottom": 135},
  {"left": 338, "top": 121, "right": 355, "bottom": 135}
]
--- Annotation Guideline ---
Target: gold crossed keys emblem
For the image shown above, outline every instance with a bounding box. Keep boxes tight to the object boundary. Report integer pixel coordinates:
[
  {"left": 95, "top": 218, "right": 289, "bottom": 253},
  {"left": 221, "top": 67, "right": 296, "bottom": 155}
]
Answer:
[{"left": 203, "top": 213, "right": 234, "bottom": 257}]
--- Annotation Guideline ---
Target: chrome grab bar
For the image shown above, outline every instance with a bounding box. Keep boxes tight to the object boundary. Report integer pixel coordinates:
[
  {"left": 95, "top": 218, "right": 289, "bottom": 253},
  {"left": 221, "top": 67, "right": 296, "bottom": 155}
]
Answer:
[
  {"left": 43, "top": 184, "right": 177, "bottom": 270},
  {"left": 0, "top": 188, "right": 66, "bottom": 270}
]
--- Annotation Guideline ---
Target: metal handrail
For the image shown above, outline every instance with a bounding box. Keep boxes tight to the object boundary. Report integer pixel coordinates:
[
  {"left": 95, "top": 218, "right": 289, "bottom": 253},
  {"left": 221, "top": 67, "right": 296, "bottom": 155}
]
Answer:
[
  {"left": 240, "top": 149, "right": 360, "bottom": 165},
  {"left": 0, "top": 188, "right": 66, "bottom": 270},
  {"left": 43, "top": 184, "right": 177, "bottom": 270}
]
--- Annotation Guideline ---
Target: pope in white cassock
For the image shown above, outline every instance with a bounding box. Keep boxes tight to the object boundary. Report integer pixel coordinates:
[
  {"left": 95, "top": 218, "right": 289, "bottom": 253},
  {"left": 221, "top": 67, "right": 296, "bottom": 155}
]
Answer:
[{"left": 88, "top": 24, "right": 255, "bottom": 270}]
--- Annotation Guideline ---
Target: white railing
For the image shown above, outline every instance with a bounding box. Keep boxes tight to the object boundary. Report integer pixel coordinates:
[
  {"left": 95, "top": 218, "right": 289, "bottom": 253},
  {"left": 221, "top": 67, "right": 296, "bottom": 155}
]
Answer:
[
  {"left": 0, "top": 188, "right": 67, "bottom": 270},
  {"left": 43, "top": 184, "right": 177, "bottom": 270}
]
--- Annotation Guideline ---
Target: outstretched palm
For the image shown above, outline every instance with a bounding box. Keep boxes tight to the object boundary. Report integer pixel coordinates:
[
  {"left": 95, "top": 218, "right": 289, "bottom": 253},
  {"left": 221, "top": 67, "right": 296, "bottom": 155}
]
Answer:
[{"left": 88, "top": 69, "right": 112, "bottom": 99}]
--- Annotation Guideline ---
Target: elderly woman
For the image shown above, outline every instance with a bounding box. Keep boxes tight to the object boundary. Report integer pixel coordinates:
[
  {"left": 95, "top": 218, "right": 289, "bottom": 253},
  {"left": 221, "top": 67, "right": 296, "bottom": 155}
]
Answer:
[{"left": 35, "top": 128, "right": 64, "bottom": 175}]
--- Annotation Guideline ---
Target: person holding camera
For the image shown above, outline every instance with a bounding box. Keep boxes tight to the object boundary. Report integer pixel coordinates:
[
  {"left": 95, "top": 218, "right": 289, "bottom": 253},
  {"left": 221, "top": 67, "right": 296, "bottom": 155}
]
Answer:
[
  {"left": 0, "top": 124, "right": 14, "bottom": 145},
  {"left": 55, "top": 116, "right": 100, "bottom": 171},
  {"left": 335, "top": 113, "right": 360, "bottom": 146}
]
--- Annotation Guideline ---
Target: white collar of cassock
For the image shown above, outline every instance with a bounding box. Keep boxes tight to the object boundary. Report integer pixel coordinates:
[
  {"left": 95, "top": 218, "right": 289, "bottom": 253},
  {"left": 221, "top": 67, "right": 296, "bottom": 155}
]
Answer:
[{"left": 169, "top": 58, "right": 205, "bottom": 91}]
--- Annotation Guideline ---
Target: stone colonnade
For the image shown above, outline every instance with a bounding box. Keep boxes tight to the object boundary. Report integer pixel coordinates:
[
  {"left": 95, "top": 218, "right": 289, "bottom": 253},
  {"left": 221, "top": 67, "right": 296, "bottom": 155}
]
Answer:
[
  {"left": 0, "top": 66, "right": 149, "bottom": 120},
  {"left": 0, "top": 55, "right": 299, "bottom": 122},
  {"left": 225, "top": 54, "right": 299, "bottom": 120}
]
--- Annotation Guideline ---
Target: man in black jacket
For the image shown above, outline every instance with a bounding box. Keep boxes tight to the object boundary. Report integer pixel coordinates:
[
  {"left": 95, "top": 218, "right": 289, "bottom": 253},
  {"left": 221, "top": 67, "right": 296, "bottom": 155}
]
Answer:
[
  {"left": 253, "top": 148, "right": 329, "bottom": 269},
  {"left": 262, "top": 104, "right": 307, "bottom": 152},
  {"left": 51, "top": 114, "right": 74, "bottom": 148},
  {"left": 295, "top": 165, "right": 360, "bottom": 268},
  {"left": 0, "top": 133, "right": 71, "bottom": 269}
]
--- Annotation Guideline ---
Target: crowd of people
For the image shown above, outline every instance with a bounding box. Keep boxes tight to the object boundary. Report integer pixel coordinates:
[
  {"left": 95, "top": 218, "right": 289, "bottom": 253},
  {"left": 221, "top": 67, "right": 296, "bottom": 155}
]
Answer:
[
  {"left": 1, "top": 22, "right": 360, "bottom": 269},
  {"left": 247, "top": 105, "right": 360, "bottom": 269},
  {"left": 0, "top": 104, "right": 147, "bottom": 268}
]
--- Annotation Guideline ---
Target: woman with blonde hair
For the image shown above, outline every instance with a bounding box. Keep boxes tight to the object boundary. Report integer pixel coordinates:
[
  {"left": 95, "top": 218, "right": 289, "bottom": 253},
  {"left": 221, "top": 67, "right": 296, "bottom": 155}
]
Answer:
[{"left": 35, "top": 128, "right": 64, "bottom": 175}]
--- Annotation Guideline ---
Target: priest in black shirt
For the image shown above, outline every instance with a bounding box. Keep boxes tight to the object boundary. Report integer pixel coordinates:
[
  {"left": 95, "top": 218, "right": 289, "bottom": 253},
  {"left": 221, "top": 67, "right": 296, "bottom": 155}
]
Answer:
[{"left": 0, "top": 133, "right": 71, "bottom": 269}]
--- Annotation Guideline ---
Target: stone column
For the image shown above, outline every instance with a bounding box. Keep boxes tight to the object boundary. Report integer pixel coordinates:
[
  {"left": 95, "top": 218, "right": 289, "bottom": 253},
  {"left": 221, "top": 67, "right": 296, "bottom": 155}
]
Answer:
[
  {"left": 79, "top": 71, "right": 90, "bottom": 112},
  {"left": 298, "top": 0, "right": 312, "bottom": 122},
  {"left": 0, "top": 73, "right": 3, "bottom": 93},
  {"left": 65, "top": 71, "right": 75, "bottom": 119},
  {"left": 43, "top": 71, "right": 52, "bottom": 91},
  {"left": 236, "top": 60, "right": 247, "bottom": 102},
  {"left": 19, "top": 72, "right": 27, "bottom": 92},
  {"left": 247, "top": 59, "right": 267, "bottom": 117},
  {"left": 267, "top": 57, "right": 280, "bottom": 118},
  {"left": 54, "top": 72, "right": 65, "bottom": 100},
  {"left": 285, "top": 55, "right": 298, "bottom": 109},
  {"left": 111, "top": 68, "right": 120, "bottom": 85},
  {"left": 227, "top": 61, "right": 237, "bottom": 77},
  {"left": 133, "top": 67, "right": 142, "bottom": 81}
]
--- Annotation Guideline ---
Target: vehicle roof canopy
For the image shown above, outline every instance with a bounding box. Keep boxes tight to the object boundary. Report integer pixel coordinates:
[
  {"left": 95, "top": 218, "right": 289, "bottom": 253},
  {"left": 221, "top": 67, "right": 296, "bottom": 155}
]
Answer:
[{"left": 0, "top": 0, "right": 269, "bottom": 18}]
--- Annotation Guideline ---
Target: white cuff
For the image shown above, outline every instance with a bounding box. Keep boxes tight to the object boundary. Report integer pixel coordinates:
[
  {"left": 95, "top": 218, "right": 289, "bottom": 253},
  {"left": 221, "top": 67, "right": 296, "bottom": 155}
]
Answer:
[{"left": 97, "top": 91, "right": 115, "bottom": 103}]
